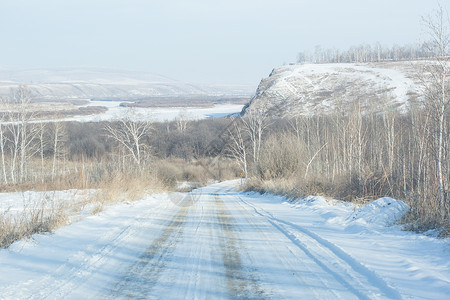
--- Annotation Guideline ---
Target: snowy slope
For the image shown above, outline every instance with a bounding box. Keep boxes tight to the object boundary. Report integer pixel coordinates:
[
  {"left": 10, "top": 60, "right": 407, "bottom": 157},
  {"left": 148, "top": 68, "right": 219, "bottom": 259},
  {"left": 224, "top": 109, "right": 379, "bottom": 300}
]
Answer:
[
  {"left": 245, "top": 61, "right": 421, "bottom": 117},
  {"left": 0, "top": 181, "right": 448, "bottom": 299}
]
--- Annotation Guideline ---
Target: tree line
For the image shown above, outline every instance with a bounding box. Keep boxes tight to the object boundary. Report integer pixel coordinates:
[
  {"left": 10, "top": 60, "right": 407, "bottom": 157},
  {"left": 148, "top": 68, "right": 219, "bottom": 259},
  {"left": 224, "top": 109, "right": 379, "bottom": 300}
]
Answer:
[{"left": 296, "top": 43, "right": 433, "bottom": 64}]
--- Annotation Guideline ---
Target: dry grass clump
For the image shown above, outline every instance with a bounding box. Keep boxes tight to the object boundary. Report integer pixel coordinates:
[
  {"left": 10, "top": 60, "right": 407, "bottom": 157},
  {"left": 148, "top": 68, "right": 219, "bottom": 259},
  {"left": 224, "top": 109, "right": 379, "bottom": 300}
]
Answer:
[
  {"left": 80, "top": 171, "right": 167, "bottom": 214},
  {"left": 400, "top": 194, "right": 450, "bottom": 237},
  {"left": 243, "top": 176, "right": 336, "bottom": 201},
  {"left": 243, "top": 178, "right": 299, "bottom": 199},
  {"left": 155, "top": 160, "right": 181, "bottom": 187},
  {"left": 155, "top": 157, "right": 240, "bottom": 188},
  {"left": 0, "top": 197, "right": 68, "bottom": 248}
]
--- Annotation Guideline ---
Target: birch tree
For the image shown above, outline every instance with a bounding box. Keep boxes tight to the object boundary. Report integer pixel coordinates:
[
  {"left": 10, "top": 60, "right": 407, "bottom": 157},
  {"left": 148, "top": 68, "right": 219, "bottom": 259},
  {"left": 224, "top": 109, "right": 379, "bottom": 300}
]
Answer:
[
  {"left": 37, "top": 122, "right": 47, "bottom": 183},
  {"left": 50, "top": 120, "right": 67, "bottom": 181},
  {"left": 4, "top": 86, "right": 37, "bottom": 183},
  {"left": 241, "top": 107, "right": 270, "bottom": 164},
  {"left": 421, "top": 4, "right": 450, "bottom": 217},
  {"left": 0, "top": 99, "right": 7, "bottom": 184},
  {"left": 228, "top": 119, "right": 248, "bottom": 178},
  {"left": 104, "top": 112, "right": 153, "bottom": 172}
]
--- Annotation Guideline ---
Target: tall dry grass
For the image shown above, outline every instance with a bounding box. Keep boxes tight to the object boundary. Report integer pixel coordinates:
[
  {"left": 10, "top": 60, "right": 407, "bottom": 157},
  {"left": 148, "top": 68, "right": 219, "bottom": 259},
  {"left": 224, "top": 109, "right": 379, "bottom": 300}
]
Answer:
[
  {"left": 86, "top": 171, "right": 167, "bottom": 214},
  {"left": 0, "top": 195, "right": 68, "bottom": 248},
  {"left": 0, "top": 167, "right": 168, "bottom": 248},
  {"left": 155, "top": 157, "right": 240, "bottom": 187}
]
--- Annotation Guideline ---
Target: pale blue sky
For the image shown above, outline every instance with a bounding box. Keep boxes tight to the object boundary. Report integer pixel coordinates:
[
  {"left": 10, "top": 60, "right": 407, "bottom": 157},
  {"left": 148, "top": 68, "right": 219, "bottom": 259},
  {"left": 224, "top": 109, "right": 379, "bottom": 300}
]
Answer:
[{"left": 0, "top": 0, "right": 446, "bottom": 86}]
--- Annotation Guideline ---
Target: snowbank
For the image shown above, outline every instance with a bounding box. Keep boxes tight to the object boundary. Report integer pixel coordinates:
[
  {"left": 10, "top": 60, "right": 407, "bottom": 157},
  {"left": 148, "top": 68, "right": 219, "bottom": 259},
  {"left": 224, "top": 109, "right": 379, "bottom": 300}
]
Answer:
[
  {"left": 283, "top": 194, "right": 410, "bottom": 232},
  {"left": 346, "top": 197, "right": 409, "bottom": 227}
]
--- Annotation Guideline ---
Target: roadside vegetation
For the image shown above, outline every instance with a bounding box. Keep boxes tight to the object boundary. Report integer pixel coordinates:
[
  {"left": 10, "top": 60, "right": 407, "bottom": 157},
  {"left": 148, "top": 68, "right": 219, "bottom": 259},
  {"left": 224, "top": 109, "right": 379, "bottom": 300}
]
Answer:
[{"left": 235, "top": 7, "right": 450, "bottom": 236}]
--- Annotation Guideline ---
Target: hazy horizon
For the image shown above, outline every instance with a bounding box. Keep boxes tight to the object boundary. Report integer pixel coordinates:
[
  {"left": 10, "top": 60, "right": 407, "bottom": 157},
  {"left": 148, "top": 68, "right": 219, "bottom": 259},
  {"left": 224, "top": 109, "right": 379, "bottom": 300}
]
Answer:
[{"left": 0, "top": 0, "right": 448, "bottom": 86}]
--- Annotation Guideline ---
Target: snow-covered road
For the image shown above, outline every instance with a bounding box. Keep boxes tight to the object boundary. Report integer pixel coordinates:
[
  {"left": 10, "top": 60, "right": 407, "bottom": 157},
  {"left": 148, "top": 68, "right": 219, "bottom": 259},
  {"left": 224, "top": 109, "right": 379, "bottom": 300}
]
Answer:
[{"left": 0, "top": 181, "right": 449, "bottom": 299}]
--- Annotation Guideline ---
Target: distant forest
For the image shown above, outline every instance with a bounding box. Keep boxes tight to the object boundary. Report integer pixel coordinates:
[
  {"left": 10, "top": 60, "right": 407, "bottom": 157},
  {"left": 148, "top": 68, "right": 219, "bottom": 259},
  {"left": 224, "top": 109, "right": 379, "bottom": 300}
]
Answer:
[{"left": 297, "top": 43, "right": 433, "bottom": 64}]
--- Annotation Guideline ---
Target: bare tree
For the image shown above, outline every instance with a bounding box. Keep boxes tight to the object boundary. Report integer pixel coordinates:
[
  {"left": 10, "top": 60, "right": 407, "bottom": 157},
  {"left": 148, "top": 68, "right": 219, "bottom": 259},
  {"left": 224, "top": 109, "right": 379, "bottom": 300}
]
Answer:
[
  {"left": 241, "top": 107, "right": 270, "bottom": 165},
  {"left": 175, "top": 109, "right": 189, "bottom": 132},
  {"left": 0, "top": 98, "right": 8, "bottom": 184},
  {"left": 104, "top": 112, "right": 153, "bottom": 171},
  {"left": 37, "top": 122, "right": 47, "bottom": 183},
  {"left": 2, "top": 86, "right": 38, "bottom": 183},
  {"left": 227, "top": 119, "right": 248, "bottom": 178},
  {"left": 297, "top": 42, "right": 433, "bottom": 64},
  {"left": 50, "top": 120, "right": 67, "bottom": 181},
  {"left": 421, "top": 4, "right": 450, "bottom": 217}
]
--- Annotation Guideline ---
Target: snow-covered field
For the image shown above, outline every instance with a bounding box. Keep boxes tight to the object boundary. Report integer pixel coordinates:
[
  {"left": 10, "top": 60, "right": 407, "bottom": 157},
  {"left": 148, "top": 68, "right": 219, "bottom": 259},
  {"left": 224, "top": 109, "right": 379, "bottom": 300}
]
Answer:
[{"left": 0, "top": 181, "right": 448, "bottom": 299}]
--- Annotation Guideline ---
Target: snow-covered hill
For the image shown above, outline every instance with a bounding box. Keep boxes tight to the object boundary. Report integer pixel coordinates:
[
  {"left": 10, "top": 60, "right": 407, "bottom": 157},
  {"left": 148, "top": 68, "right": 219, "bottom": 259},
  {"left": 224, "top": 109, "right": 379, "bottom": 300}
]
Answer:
[
  {"left": 0, "top": 67, "right": 254, "bottom": 101},
  {"left": 244, "top": 61, "right": 423, "bottom": 117}
]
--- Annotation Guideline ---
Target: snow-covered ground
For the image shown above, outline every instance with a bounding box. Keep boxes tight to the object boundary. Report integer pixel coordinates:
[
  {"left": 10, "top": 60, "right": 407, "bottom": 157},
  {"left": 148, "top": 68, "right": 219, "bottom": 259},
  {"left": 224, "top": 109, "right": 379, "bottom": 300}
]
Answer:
[
  {"left": 0, "top": 181, "right": 448, "bottom": 299},
  {"left": 0, "top": 189, "right": 97, "bottom": 222}
]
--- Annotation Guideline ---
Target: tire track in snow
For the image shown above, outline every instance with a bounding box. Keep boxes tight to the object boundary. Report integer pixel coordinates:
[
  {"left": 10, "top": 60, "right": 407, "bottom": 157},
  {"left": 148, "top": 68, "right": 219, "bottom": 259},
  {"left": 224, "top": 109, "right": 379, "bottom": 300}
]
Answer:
[
  {"left": 109, "top": 194, "right": 194, "bottom": 299},
  {"left": 180, "top": 199, "right": 206, "bottom": 300},
  {"left": 237, "top": 195, "right": 402, "bottom": 300},
  {"left": 230, "top": 193, "right": 343, "bottom": 299},
  {"left": 214, "top": 194, "right": 266, "bottom": 299}
]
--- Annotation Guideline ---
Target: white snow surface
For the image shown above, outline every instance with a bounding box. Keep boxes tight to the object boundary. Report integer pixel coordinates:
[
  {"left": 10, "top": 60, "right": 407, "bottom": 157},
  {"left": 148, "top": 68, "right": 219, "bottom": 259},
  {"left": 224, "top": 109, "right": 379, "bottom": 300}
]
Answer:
[{"left": 0, "top": 181, "right": 448, "bottom": 299}]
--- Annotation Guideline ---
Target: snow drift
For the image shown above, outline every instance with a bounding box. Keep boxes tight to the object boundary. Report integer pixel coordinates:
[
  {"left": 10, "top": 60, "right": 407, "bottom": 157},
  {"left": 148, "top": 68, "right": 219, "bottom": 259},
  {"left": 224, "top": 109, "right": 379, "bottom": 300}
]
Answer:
[{"left": 346, "top": 197, "right": 410, "bottom": 227}]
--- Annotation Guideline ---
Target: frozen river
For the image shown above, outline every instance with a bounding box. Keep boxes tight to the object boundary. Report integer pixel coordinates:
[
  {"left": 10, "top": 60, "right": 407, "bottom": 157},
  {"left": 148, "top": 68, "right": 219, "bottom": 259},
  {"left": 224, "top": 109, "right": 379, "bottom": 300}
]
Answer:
[{"left": 64, "top": 100, "right": 245, "bottom": 122}]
